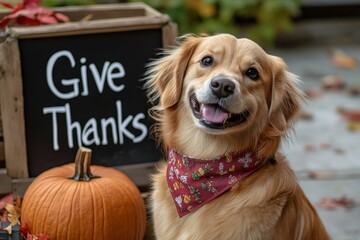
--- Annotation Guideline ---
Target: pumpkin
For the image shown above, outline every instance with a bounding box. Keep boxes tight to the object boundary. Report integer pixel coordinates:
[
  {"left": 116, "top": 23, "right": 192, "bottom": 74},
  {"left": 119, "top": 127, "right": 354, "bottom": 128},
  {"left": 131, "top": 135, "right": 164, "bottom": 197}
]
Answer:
[{"left": 21, "top": 147, "right": 147, "bottom": 240}]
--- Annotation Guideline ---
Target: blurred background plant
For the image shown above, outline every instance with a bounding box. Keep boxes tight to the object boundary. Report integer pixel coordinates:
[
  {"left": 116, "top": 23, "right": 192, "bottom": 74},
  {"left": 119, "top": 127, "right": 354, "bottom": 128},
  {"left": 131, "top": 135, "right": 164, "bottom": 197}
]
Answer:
[{"left": 128, "top": 0, "right": 302, "bottom": 48}]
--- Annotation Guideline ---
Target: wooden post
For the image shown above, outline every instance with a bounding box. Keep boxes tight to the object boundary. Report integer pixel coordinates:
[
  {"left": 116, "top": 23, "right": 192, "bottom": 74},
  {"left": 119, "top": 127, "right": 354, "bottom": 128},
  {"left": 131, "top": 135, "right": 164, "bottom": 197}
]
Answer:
[{"left": 0, "top": 38, "right": 29, "bottom": 178}]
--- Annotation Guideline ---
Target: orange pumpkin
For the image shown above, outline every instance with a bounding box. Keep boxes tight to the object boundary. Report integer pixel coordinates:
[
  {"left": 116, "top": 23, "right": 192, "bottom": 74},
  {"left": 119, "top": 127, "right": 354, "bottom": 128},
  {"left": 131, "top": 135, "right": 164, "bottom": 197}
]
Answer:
[{"left": 21, "top": 147, "right": 147, "bottom": 240}]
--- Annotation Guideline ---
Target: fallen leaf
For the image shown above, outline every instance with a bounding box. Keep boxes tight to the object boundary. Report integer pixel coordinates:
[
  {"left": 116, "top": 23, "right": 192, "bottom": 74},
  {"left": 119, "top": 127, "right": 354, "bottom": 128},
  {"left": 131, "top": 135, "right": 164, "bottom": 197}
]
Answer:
[
  {"left": 347, "top": 122, "right": 360, "bottom": 132},
  {"left": 308, "top": 171, "right": 336, "bottom": 179},
  {"left": 338, "top": 107, "right": 360, "bottom": 121},
  {"left": 27, "top": 233, "right": 50, "bottom": 240},
  {"left": 348, "top": 86, "right": 360, "bottom": 96},
  {"left": 3, "top": 203, "right": 21, "bottom": 234},
  {"left": 305, "top": 89, "right": 322, "bottom": 99},
  {"left": 330, "top": 49, "right": 357, "bottom": 69},
  {"left": 0, "top": 194, "right": 13, "bottom": 210},
  {"left": 299, "top": 109, "right": 313, "bottom": 120},
  {"left": 316, "top": 196, "right": 355, "bottom": 210},
  {"left": 21, "top": 223, "right": 50, "bottom": 240},
  {"left": 0, "top": 211, "right": 8, "bottom": 222},
  {"left": 20, "top": 223, "right": 30, "bottom": 238},
  {"left": 322, "top": 75, "right": 345, "bottom": 90},
  {"left": 334, "top": 148, "right": 346, "bottom": 155},
  {"left": 80, "top": 13, "right": 93, "bottom": 22},
  {"left": 304, "top": 144, "right": 315, "bottom": 153},
  {"left": 320, "top": 143, "right": 330, "bottom": 150}
]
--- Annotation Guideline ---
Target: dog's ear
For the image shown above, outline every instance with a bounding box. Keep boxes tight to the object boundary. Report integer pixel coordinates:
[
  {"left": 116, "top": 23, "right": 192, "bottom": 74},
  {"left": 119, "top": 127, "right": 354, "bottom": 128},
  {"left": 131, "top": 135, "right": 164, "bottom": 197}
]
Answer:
[
  {"left": 259, "top": 56, "right": 304, "bottom": 157},
  {"left": 268, "top": 56, "right": 304, "bottom": 131},
  {"left": 146, "top": 35, "right": 201, "bottom": 109}
]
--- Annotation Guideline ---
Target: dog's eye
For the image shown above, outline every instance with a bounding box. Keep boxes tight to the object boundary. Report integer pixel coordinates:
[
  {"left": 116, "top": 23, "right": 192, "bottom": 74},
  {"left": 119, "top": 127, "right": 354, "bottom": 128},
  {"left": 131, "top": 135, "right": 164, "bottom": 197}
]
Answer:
[
  {"left": 200, "top": 56, "right": 214, "bottom": 67},
  {"left": 245, "top": 68, "right": 259, "bottom": 80}
]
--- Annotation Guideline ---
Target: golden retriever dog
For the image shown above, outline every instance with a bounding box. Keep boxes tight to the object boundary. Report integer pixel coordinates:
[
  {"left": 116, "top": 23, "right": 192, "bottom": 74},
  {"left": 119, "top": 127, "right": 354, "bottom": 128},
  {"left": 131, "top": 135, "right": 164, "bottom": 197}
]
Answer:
[{"left": 146, "top": 34, "right": 330, "bottom": 240}]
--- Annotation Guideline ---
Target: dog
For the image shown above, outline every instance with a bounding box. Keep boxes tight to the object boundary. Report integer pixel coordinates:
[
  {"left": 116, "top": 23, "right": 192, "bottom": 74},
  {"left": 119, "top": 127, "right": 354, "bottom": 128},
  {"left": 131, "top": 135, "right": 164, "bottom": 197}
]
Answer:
[{"left": 146, "top": 34, "right": 330, "bottom": 240}]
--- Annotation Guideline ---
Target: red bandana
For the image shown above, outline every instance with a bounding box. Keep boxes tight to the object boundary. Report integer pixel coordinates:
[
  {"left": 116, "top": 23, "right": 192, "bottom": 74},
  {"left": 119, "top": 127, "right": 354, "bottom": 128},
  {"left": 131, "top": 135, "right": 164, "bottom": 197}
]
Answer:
[{"left": 166, "top": 148, "right": 267, "bottom": 217}]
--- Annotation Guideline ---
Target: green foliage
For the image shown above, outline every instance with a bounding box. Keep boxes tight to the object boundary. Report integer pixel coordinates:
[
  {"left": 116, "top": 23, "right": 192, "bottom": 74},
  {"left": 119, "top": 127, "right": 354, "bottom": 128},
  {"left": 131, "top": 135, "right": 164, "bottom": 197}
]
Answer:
[{"left": 130, "top": 0, "right": 301, "bottom": 47}]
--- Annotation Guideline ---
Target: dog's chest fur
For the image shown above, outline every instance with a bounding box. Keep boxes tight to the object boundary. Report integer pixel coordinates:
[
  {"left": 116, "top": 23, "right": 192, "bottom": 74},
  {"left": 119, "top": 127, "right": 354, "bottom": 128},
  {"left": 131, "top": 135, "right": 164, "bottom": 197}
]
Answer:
[{"left": 151, "top": 159, "right": 296, "bottom": 240}]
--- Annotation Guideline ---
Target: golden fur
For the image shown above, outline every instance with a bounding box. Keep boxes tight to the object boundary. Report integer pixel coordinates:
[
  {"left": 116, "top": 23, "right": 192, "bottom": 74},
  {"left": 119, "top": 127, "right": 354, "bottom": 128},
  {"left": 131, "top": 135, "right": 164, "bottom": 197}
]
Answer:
[{"left": 146, "top": 34, "right": 330, "bottom": 240}]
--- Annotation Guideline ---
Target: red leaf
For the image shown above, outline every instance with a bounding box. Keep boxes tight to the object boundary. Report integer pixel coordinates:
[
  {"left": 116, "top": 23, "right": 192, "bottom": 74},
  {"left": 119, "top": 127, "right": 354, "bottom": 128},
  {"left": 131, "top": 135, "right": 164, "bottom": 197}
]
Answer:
[
  {"left": 36, "top": 14, "right": 58, "bottom": 24},
  {"left": 338, "top": 107, "right": 360, "bottom": 121},
  {"left": 21, "top": 223, "right": 49, "bottom": 240},
  {"left": 16, "top": 16, "right": 42, "bottom": 26},
  {"left": 0, "top": 0, "right": 69, "bottom": 28},
  {"left": 54, "top": 12, "right": 69, "bottom": 22},
  {"left": 20, "top": 223, "right": 30, "bottom": 237},
  {"left": 0, "top": 18, "right": 11, "bottom": 28},
  {"left": 316, "top": 196, "right": 355, "bottom": 210},
  {"left": 27, "top": 233, "right": 50, "bottom": 240},
  {"left": 24, "top": 0, "right": 40, "bottom": 8},
  {"left": 0, "top": 1, "right": 15, "bottom": 9},
  {"left": 305, "top": 89, "right": 321, "bottom": 99}
]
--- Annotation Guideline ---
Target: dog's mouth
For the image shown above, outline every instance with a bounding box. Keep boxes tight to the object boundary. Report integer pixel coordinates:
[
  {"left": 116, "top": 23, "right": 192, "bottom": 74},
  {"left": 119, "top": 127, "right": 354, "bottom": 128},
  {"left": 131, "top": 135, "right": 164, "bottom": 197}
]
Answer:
[{"left": 189, "top": 93, "right": 249, "bottom": 129}]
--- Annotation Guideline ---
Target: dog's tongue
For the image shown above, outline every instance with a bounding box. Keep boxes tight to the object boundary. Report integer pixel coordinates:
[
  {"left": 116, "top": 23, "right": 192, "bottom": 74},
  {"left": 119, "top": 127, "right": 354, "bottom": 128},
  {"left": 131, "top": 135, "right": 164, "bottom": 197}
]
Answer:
[{"left": 202, "top": 104, "right": 228, "bottom": 123}]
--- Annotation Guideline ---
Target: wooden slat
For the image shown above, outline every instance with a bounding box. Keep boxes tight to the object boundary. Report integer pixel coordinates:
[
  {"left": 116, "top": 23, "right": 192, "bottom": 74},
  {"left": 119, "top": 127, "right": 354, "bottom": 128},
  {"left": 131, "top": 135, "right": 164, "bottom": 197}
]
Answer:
[
  {"left": 0, "top": 142, "right": 4, "bottom": 162},
  {"left": 115, "top": 162, "right": 157, "bottom": 192},
  {"left": 0, "top": 3, "right": 155, "bottom": 19},
  {"left": 49, "top": 2, "right": 164, "bottom": 21},
  {"left": 0, "top": 102, "right": 2, "bottom": 136},
  {"left": 1, "top": 3, "right": 170, "bottom": 39},
  {"left": 0, "top": 169, "right": 12, "bottom": 194},
  {"left": 0, "top": 38, "right": 28, "bottom": 178},
  {"left": 0, "top": 108, "right": 4, "bottom": 163},
  {"left": 162, "top": 22, "right": 178, "bottom": 48},
  {"left": 8, "top": 17, "right": 169, "bottom": 39}
]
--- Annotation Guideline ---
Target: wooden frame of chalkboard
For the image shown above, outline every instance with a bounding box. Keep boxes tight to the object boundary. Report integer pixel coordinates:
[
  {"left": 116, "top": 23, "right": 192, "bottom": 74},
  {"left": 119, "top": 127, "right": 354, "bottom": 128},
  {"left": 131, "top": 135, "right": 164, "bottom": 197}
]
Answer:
[{"left": 0, "top": 3, "right": 177, "bottom": 193}]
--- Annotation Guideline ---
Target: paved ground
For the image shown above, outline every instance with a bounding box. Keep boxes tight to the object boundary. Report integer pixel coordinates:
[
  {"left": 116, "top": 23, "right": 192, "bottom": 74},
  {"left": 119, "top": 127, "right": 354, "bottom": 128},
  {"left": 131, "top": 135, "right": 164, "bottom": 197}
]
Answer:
[{"left": 272, "top": 42, "right": 360, "bottom": 240}]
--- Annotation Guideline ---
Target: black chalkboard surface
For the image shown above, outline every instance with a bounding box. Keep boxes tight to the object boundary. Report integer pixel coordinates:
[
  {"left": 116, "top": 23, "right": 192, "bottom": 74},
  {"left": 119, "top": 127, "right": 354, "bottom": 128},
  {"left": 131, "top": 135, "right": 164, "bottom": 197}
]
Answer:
[{"left": 18, "top": 29, "right": 162, "bottom": 177}]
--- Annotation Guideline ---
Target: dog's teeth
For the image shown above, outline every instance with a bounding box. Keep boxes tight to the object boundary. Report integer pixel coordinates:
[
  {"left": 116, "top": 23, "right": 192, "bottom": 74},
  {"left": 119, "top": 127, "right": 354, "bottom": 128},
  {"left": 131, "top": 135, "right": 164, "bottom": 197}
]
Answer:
[{"left": 223, "top": 113, "right": 231, "bottom": 124}]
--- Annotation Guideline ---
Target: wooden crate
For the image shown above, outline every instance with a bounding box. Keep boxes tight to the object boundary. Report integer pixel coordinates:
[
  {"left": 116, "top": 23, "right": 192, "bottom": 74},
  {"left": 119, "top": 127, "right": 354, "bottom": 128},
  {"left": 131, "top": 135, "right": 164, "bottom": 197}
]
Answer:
[{"left": 0, "top": 3, "right": 176, "bottom": 195}]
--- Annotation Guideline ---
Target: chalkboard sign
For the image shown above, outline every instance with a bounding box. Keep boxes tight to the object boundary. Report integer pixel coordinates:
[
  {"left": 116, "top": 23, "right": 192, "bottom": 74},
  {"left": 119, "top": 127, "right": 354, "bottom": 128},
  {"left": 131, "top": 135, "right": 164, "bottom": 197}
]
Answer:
[
  {"left": 19, "top": 29, "right": 162, "bottom": 177},
  {"left": 0, "top": 3, "right": 177, "bottom": 179}
]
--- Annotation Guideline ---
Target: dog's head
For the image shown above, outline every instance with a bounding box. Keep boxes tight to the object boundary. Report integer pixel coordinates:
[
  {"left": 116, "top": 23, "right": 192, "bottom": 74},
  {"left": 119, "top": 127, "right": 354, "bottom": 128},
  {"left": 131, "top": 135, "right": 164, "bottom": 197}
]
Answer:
[{"left": 146, "top": 34, "right": 304, "bottom": 158}]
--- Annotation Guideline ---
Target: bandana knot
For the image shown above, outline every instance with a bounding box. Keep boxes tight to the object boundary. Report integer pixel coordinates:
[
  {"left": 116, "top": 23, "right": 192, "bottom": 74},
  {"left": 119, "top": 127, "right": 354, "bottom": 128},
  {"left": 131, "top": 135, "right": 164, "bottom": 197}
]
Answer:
[{"left": 166, "top": 148, "right": 267, "bottom": 217}]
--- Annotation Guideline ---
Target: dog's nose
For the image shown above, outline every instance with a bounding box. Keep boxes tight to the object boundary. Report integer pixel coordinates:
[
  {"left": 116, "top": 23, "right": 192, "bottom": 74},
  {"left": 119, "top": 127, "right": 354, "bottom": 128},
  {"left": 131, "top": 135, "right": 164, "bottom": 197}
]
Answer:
[{"left": 210, "top": 77, "right": 235, "bottom": 98}]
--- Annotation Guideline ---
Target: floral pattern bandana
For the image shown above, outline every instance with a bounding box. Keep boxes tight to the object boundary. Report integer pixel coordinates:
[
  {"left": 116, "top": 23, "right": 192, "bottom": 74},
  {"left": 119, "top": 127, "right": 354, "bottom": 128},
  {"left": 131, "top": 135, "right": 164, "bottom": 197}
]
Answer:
[{"left": 166, "top": 148, "right": 267, "bottom": 217}]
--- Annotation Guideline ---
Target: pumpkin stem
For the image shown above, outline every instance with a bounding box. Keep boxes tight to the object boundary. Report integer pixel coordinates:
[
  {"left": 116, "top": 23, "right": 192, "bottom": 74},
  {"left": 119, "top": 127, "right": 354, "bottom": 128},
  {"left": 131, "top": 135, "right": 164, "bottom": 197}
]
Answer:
[{"left": 69, "top": 147, "right": 100, "bottom": 181}]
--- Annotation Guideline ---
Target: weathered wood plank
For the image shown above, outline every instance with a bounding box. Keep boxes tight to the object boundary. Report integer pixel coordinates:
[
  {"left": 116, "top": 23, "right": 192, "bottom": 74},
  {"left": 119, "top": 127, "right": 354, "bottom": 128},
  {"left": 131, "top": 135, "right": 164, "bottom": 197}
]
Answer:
[
  {"left": 0, "top": 142, "right": 4, "bottom": 163},
  {"left": 162, "top": 22, "right": 178, "bottom": 48},
  {"left": 0, "top": 38, "right": 29, "bottom": 178},
  {"left": 0, "top": 169, "right": 12, "bottom": 194},
  {"left": 0, "top": 3, "right": 170, "bottom": 39}
]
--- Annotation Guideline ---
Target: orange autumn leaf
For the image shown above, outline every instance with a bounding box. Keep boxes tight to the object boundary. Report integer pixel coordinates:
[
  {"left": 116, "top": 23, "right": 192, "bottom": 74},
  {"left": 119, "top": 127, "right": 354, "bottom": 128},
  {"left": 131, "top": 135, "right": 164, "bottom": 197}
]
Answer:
[
  {"left": 330, "top": 49, "right": 357, "bottom": 70},
  {"left": 3, "top": 202, "right": 21, "bottom": 234},
  {"left": 348, "top": 122, "right": 360, "bottom": 132}
]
